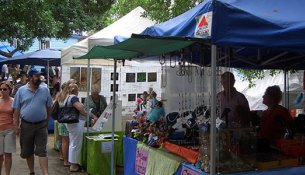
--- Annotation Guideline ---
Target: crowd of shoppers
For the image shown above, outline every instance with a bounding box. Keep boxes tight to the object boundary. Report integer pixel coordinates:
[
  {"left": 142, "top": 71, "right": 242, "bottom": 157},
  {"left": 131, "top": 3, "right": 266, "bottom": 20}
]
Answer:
[{"left": 0, "top": 67, "right": 106, "bottom": 174}]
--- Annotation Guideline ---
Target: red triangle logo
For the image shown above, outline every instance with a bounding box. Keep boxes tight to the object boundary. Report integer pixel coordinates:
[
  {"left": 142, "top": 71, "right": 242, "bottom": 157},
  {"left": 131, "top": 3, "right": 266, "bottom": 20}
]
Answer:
[{"left": 198, "top": 16, "right": 208, "bottom": 27}]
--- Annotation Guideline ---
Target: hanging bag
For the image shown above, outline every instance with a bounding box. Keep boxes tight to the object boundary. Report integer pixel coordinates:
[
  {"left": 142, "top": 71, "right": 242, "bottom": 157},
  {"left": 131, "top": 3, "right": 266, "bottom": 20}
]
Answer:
[
  {"left": 58, "top": 96, "right": 79, "bottom": 123},
  {"left": 51, "top": 100, "right": 60, "bottom": 120}
]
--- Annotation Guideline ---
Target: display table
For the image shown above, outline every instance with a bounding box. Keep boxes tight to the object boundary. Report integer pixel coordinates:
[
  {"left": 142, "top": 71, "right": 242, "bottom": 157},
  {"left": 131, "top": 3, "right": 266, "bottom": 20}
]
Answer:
[
  {"left": 175, "top": 163, "right": 305, "bottom": 175},
  {"left": 81, "top": 130, "right": 124, "bottom": 169},
  {"left": 123, "top": 137, "right": 185, "bottom": 175},
  {"left": 124, "top": 136, "right": 305, "bottom": 175},
  {"left": 86, "top": 136, "right": 120, "bottom": 175},
  {"left": 123, "top": 136, "right": 138, "bottom": 175},
  {"left": 54, "top": 121, "right": 124, "bottom": 170}
]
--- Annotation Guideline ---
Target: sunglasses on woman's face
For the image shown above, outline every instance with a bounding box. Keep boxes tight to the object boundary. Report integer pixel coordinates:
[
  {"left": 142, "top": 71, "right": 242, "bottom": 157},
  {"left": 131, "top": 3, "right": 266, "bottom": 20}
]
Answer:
[{"left": 0, "top": 88, "right": 8, "bottom": 91}]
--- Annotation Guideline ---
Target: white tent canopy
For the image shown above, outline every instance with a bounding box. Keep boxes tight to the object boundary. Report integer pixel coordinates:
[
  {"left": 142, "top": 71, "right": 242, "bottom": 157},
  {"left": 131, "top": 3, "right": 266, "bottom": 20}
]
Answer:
[
  {"left": 235, "top": 71, "right": 304, "bottom": 110},
  {"left": 61, "top": 6, "right": 156, "bottom": 65}
]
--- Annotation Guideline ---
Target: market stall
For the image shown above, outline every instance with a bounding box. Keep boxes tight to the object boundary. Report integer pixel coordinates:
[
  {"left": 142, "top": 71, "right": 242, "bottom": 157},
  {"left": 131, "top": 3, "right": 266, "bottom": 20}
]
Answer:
[
  {"left": 60, "top": 6, "right": 158, "bottom": 109},
  {"left": 74, "top": 0, "right": 305, "bottom": 175},
  {"left": 139, "top": 0, "right": 305, "bottom": 174}
]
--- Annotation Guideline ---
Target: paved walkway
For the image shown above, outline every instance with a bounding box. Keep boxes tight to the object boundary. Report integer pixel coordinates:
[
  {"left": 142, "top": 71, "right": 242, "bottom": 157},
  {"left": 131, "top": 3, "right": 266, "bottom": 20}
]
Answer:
[{"left": 2, "top": 134, "right": 87, "bottom": 175}]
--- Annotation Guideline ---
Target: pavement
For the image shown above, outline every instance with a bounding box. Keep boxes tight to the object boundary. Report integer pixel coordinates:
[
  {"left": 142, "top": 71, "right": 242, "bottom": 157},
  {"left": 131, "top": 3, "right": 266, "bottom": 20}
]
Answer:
[{"left": 0, "top": 134, "right": 88, "bottom": 175}]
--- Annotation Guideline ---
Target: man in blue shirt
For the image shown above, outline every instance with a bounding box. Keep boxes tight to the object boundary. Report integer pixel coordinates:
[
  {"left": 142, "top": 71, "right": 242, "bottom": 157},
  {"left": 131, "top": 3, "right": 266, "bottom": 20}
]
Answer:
[{"left": 13, "top": 68, "right": 53, "bottom": 175}]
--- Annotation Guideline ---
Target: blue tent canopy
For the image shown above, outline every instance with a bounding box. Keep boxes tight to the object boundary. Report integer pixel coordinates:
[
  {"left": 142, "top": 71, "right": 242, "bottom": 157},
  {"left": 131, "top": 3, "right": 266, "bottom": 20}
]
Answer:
[
  {"left": 141, "top": 1, "right": 212, "bottom": 38},
  {"left": 211, "top": 0, "right": 305, "bottom": 52},
  {"left": 140, "top": 0, "right": 305, "bottom": 70},
  {"left": 0, "top": 49, "right": 61, "bottom": 66},
  {"left": 0, "top": 45, "right": 23, "bottom": 60}
]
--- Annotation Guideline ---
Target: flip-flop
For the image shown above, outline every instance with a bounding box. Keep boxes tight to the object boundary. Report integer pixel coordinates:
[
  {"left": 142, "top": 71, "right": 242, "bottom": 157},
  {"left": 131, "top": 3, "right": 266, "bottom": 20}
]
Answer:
[
  {"left": 64, "top": 164, "right": 71, "bottom": 167},
  {"left": 70, "top": 165, "right": 83, "bottom": 172},
  {"left": 70, "top": 168, "right": 81, "bottom": 172}
]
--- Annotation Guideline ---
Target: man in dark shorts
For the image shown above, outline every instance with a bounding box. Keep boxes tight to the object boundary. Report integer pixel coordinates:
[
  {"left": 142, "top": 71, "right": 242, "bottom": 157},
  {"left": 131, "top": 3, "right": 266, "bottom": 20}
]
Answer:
[{"left": 13, "top": 68, "right": 53, "bottom": 175}]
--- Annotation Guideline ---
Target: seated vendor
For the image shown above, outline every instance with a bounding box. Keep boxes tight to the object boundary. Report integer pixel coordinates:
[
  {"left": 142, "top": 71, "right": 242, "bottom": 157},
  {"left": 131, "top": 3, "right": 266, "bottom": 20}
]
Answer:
[
  {"left": 216, "top": 72, "right": 250, "bottom": 127},
  {"left": 258, "top": 85, "right": 293, "bottom": 151},
  {"left": 84, "top": 85, "right": 107, "bottom": 118}
]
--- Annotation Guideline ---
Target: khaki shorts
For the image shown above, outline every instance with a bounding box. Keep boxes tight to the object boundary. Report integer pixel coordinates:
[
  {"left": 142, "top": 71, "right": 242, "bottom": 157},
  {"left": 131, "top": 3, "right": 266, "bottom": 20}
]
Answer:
[
  {"left": 20, "top": 120, "right": 48, "bottom": 158},
  {"left": 0, "top": 129, "right": 16, "bottom": 154}
]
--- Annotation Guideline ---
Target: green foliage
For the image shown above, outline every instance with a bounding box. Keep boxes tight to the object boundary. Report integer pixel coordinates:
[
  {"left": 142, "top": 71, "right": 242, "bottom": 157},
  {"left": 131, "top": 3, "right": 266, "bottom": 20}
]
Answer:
[
  {"left": 236, "top": 69, "right": 297, "bottom": 88},
  {"left": 0, "top": 0, "right": 113, "bottom": 56},
  {"left": 105, "top": 0, "right": 204, "bottom": 24}
]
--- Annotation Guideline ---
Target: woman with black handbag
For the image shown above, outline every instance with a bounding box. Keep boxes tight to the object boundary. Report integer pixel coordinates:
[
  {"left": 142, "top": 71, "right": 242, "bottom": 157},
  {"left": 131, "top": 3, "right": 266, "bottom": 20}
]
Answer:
[
  {"left": 54, "top": 82, "right": 70, "bottom": 167},
  {"left": 64, "top": 83, "right": 98, "bottom": 172}
]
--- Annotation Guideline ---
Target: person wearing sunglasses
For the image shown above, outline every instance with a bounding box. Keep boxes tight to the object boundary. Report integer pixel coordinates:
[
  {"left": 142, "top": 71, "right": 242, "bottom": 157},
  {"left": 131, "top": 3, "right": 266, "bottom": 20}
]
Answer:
[{"left": 0, "top": 81, "right": 16, "bottom": 175}]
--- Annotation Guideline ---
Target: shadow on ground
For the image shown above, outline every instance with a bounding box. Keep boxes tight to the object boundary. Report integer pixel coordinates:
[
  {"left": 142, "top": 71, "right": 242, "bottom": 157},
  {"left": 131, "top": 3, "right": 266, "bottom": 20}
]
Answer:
[{"left": 2, "top": 134, "right": 123, "bottom": 175}]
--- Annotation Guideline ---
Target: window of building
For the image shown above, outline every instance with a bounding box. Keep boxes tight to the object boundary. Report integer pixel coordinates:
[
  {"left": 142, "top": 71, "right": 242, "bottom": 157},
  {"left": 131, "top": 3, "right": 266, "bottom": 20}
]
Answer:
[
  {"left": 148, "top": 72, "right": 157, "bottom": 82},
  {"left": 137, "top": 72, "right": 146, "bottom": 82},
  {"left": 128, "top": 94, "right": 136, "bottom": 101},
  {"left": 70, "top": 67, "right": 80, "bottom": 84},
  {"left": 39, "top": 39, "right": 50, "bottom": 49},
  {"left": 111, "top": 72, "right": 119, "bottom": 80},
  {"left": 110, "top": 84, "right": 119, "bottom": 92},
  {"left": 137, "top": 93, "right": 142, "bottom": 98},
  {"left": 91, "top": 68, "right": 101, "bottom": 91},
  {"left": 70, "top": 67, "right": 101, "bottom": 92},
  {"left": 126, "top": 73, "right": 135, "bottom": 82},
  {"left": 80, "top": 67, "right": 88, "bottom": 91}
]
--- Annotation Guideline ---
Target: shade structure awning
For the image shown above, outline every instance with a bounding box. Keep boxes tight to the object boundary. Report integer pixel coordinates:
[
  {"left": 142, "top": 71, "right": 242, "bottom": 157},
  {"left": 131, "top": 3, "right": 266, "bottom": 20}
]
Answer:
[
  {"left": 75, "top": 35, "right": 196, "bottom": 60},
  {"left": 0, "top": 48, "right": 61, "bottom": 66}
]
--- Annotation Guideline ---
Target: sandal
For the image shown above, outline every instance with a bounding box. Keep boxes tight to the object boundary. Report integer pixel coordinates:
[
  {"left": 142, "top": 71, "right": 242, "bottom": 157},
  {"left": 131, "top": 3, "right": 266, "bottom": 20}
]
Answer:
[
  {"left": 70, "top": 165, "right": 83, "bottom": 172},
  {"left": 64, "top": 163, "right": 71, "bottom": 167}
]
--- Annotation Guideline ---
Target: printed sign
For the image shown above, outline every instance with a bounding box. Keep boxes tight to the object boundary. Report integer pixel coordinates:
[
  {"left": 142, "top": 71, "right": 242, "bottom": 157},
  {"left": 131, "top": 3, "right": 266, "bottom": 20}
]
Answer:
[
  {"left": 194, "top": 12, "right": 212, "bottom": 38},
  {"left": 101, "top": 141, "right": 112, "bottom": 153},
  {"left": 92, "top": 100, "right": 114, "bottom": 131},
  {"left": 180, "top": 166, "right": 202, "bottom": 175},
  {"left": 92, "top": 98, "right": 122, "bottom": 132},
  {"left": 135, "top": 149, "right": 149, "bottom": 175}
]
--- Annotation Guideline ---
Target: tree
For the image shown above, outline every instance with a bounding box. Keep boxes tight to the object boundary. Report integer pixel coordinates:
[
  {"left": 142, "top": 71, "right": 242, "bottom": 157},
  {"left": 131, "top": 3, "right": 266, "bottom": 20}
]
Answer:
[
  {"left": 105, "top": 1, "right": 292, "bottom": 87},
  {"left": 0, "top": 0, "right": 114, "bottom": 57},
  {"left": 104, "top": 0, "right": 204, "bottom": 25}
]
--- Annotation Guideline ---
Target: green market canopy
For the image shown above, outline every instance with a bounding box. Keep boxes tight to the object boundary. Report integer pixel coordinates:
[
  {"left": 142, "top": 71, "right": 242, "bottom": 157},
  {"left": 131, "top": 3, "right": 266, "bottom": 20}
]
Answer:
[{"left": 75, "top": 35, "right": 197, "bottom": 60}]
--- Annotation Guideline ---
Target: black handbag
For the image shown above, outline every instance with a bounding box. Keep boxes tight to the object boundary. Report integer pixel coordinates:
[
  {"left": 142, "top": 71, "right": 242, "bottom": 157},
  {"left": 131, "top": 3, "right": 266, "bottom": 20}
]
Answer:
[
  {"left": 51, "top": 100, "right": 59, "bottom": 120},
  {"left": 58, "top": 96, "right": 79, "bottom": 123}
]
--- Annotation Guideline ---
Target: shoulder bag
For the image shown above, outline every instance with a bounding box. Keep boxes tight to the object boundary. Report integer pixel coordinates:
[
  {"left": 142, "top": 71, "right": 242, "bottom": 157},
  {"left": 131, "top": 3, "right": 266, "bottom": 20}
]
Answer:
[
  {"left": 51, "top": 100, "right": 60, "bottom": 120},
  {"left": 58, "top": 96, "right": 79, "bottom": 123}
]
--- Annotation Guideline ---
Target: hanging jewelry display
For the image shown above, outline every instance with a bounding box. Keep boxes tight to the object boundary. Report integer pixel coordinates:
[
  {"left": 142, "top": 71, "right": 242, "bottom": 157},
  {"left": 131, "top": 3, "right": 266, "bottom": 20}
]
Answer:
[
  {"left": 170, "top": 55, "right": 176, "bottom": 68},
  {"left": 188, "top": 92, "right": 193, "bottom": 111},
  {"left": 161, "top": 64, "right": 167, "bottom": 88},
  {"left": 181, "top": 93, "right": 184, "bottom": 112},
  {"left": 159, "top": 54, "right": 166, "bottom": 65},
  {"left": 177, "top": 49, "right": 186, "bottom": 76}
]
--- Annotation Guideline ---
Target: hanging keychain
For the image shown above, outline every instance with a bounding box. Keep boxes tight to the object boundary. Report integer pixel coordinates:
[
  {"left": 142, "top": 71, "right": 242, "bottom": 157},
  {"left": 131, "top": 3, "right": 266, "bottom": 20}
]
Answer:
[
  {"left": 170, "top": 55, "right": 176, "bottom": 68},
  {"left": 159, "top": 54, "right": 166, "bottom": 65},
  {"left": 161, "top": 64, "right": 167, "bottom": 88}
]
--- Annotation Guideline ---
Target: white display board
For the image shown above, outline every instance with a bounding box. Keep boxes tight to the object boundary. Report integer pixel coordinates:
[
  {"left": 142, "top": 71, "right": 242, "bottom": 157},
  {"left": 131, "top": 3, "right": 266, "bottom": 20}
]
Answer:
[{"left": 92, "top": 99, "right": 123, "bottom": 132}]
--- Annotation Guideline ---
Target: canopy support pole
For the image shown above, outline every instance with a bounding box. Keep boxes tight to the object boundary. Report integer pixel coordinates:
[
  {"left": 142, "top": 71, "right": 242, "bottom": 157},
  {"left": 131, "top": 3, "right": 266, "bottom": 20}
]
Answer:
[
  {"left": 210, "top": 45, "right": 217, "bottom": 175},
  {"left": 111, "top": 59, "right": 117, "bottom": 175},
  {"left": 284, "top": 70, "right": 288, "bottom": 108},
  {"left": 47, "top": 60, "right": 50, "bottom": 87},
  {"left": 86, "top": 59, "right": 91, "bottom": 134}
]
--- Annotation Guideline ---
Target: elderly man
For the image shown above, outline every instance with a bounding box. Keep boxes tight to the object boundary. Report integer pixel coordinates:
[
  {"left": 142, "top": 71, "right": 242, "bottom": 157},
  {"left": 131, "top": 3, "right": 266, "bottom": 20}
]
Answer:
[
  {"left": 84, "top": 85, "right": 107, "bottom": 120},
  {"left": 216, "top": 71, "right": 250, "bottom": 127},
  {"left": 13, "top": 68, "right": 53, "bottom": 175}
]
